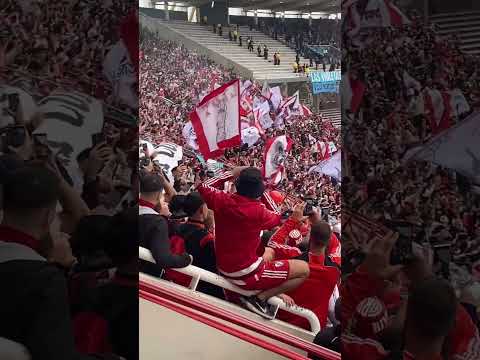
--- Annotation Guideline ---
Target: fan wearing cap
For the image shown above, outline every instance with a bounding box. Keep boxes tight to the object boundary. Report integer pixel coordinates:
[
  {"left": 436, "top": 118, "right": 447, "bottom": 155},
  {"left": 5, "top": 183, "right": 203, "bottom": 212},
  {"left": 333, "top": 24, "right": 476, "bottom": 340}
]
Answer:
[
  {"left": 197, "top": 166, "right": 310, "bottom": 319},
  {"left": 139, "top": 171, "right": 192, "bottom": 274}
]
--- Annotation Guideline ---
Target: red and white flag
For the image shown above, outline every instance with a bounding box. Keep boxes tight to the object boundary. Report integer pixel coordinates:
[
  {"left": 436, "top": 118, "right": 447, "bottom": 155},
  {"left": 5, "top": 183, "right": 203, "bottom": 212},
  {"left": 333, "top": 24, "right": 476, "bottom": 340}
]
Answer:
[
  {"left": 342, "top": 0, "right": 362, "bottom": 37},
  {"left": 318, "top": 141, "right": 331, "bottom": 160},
  {"left": 301, "top": 104, "right": 313, "bottom": 116},
  {"left": 270, "top": 86, "right": 283, "bottom": 111},
  {"left": 119, "top": 10, "right": 139, "bottom": 74},
  {"left": 190, "top": 79, "right": 241, "bottom": 159},
  {"left": 263, "top": 135, "right": 293, "bottom": 186},
  {"left": 342, "top": 72, "right": 366, "bottom": 113},
  {"left": 377, "top": 0, "right": 410, "bottom": 27},
  {"left": 424, "top": 88, "right": 452, "bottom": 135},
  {"left": 261, "top": 81, "right": 272, "bottom": 101},
  {"left": 278, "top": 91, "right": 300, "bottom": 117}
]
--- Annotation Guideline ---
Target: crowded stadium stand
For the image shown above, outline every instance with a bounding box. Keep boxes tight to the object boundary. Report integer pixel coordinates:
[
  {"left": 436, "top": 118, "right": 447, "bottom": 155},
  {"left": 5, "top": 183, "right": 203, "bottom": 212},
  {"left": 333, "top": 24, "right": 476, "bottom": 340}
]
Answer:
[
  {"left": 341, "top": 0, "right": 480, "bottom": 359},
  {"left": 431, "top": 11, "right": 480, "bottom": 55},
  {"left": 139, "top": 1, "right": 341, "bottom": 359}
]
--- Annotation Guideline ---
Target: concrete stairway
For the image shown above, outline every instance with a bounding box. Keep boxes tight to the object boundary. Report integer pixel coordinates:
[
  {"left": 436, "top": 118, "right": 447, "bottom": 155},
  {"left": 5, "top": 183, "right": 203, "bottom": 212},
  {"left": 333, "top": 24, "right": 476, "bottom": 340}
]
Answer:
[
  {"left": 431, "top": 12, "right": 480, "bottom": 55},
  {"left": 162, "top": 20, "right": 316, "bottom": 82},
  {"left": 320, "top": 108, "right": 341, "bottom": 128}
]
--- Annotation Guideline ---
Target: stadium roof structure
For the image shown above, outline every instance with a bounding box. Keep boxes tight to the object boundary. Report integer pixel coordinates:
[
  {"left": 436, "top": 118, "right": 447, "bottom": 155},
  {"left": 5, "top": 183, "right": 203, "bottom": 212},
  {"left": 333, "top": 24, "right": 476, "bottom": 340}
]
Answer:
[{"left": 178, "top": 0, "right": 339, "bottom": 13}]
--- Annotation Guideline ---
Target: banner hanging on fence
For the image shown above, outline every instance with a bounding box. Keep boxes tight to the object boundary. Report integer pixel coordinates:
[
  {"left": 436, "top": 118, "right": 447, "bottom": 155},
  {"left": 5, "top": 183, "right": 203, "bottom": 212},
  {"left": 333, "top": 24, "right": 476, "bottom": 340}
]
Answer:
[{"left": 310, "top": 71, "right": 341, "bottom": 94}]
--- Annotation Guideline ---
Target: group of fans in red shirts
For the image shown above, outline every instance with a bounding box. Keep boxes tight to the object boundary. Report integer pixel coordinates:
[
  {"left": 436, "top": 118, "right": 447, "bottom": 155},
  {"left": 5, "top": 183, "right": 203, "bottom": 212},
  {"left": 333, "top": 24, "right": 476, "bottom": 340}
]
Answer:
[{"left": 139, "top": 162, "right": 342, "bottom": 331}]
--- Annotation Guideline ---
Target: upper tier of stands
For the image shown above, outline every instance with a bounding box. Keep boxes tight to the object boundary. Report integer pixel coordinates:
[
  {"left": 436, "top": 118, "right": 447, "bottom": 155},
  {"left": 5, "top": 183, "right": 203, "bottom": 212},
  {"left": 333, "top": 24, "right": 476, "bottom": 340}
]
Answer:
[
  {"left": 144, "top": 17, "right": 335, "bottom": 83},
  {"left": 431, "top": 11, "right": 480, "bottom": 55}
]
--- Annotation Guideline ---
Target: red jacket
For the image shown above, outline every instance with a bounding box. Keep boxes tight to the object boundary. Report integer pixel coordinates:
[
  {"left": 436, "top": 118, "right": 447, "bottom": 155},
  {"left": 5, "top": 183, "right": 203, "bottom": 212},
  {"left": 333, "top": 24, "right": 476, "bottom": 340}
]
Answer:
[
  {"left": 268, "top": 218, "right": 341, "bottom": 266},
  {"left": 198, "top": 171, "right": 281, "bottom": 276},
  {"left": 278, "top": 253, "right": 340, "bottom": 329},
  {"left": 327, "top": 233, "right": 341, "bottom": 266},
  {"left": 267, "top": 217, "right": 303, "bottom": 259}
]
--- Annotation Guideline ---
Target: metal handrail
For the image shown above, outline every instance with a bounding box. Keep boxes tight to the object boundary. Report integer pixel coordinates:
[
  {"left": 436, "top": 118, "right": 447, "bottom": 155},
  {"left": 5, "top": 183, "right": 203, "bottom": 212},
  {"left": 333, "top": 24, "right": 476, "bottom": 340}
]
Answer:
[{"left": 139, "top": 246, "right": 321, "bottom": 334}]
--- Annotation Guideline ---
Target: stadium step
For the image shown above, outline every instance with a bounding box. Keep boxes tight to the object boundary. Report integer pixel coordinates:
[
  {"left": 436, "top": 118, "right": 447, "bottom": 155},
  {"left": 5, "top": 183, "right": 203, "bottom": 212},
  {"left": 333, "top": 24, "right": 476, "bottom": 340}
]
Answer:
[
  {"left": 161, "top": 20, "right": 327, "bottom": 82},
  {"left": 319, "top": 108, "right": 341, "bottom": 128},
  {"left": 431, "top": 12, "right": 480, "bottom": 54}
]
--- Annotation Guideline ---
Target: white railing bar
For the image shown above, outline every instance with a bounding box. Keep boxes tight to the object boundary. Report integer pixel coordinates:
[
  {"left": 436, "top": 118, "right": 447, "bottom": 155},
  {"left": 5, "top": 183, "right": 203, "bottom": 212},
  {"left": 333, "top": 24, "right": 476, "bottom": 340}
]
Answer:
[{"left": 139, "top": 246, "right": 321, "bottom": 334}]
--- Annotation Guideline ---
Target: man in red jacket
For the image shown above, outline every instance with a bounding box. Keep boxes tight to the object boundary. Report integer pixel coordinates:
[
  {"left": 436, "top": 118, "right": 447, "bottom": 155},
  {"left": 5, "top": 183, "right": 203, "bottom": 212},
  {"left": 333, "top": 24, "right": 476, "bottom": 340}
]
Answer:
[
  {"left": 197, "top": 167, "right": 310, "bottom": 318},
  {"left": 270, "top": 209, "right": 341, "bottom": 330}
]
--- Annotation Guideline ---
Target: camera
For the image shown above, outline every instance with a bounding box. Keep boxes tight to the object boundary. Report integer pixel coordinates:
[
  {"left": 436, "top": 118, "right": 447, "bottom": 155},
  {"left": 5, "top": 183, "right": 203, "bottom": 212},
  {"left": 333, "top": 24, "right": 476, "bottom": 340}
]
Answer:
[
  {"left": 139, "top": 157, "right": 150, "bottom": 168},
  {"left": 384, "top": 220, "right": 423, "bottom": 265},
  {"left": 303, "top": 198, "right": 316, "bottom": 216},
  {"left": 1, "top": 126, "right": 26, "bottom": 153},
  {"left": 91, "top": 132, "right": 105, "bottom": 146}
]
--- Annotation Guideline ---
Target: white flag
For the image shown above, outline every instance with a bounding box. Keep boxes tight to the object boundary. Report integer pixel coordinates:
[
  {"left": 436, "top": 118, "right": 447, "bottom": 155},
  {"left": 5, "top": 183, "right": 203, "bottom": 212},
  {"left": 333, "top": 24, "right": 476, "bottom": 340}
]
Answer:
[
  {"left": 263, "top": 135, "right": 293, "bottom": 185},
  {"left": 309, "top": 150, "right": 342, "bottom": 180},
  {"left": 153, "top": 143, "right": 183, "bottom": 183},
  {"left": 241, "top": 126, "right": 261, "bottom": 147},
  {"left": 103, "top": 40, "right": 138, "bottom": 109},
  {"left": 34, "top": 91, "right": 104, "bottom": 189},
  {"left": 182, "top": 121, "right": 199, "bottom": 150},
  {"left": 450, "top": 89, "right": 470, "bottom": 117},
  {"left": 405, "top": 112, "right": 480, "bottom": 182},
  {"left": 270, "top": 86, "right": 283, "bottom": 111},
  {"left": 189, "top": 79, "right": 241, "bottom": 159}
]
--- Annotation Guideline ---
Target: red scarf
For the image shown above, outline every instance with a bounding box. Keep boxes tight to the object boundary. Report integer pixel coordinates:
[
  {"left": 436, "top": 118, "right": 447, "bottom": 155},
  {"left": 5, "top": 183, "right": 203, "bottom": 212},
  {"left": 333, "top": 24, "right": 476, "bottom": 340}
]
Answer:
[
  {"left": 0, "top": 225, "right": 40, "bottom": 253},
  {"left": 138, "top": 198, "right": 156, "bottom": 210}
]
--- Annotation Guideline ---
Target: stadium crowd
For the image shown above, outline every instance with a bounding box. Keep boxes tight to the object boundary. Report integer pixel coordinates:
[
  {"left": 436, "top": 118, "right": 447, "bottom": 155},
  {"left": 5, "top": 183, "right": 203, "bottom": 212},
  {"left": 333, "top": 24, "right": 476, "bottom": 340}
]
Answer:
[
  {"left": 139, "top": 26, "right": 342, "bottom": 340},
  {"left": 1, "top": 1, "right": 138, "bottom": 359},
  {"left": 140, "top": 29, "right": 341, "bottom": 214},
  {"left": 341, "top": 4, "right": 480, "bottom": 360}
]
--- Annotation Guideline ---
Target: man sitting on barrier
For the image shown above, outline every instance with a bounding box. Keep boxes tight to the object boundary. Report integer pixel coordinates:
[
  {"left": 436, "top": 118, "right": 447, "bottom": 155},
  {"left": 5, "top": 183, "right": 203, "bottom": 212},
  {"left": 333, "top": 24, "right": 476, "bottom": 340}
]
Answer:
[{"left": 196, "top": 166, "right": 310, "bottom": 319}]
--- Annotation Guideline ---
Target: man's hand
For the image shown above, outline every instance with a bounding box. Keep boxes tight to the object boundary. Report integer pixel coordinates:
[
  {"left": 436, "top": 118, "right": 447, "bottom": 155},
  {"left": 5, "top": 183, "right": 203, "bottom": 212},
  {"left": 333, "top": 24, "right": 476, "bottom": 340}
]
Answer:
[
  {"left": 292, "top": 202, "right": 306, "bottom": 222},
  {"left": 48, "top": 232, "right": 77, "bottom": 268},
  {"left": 363, "top": 231, "right": 403, "bottom": 280},
  {"left": 262, "top": 247, "right": 275, "bottom": 262},
  {"left": 278, "top": 294, "right": 296, "bottom": 307},
  {"left": 90, "top": 142, "right": 113, "bottom": 164}
]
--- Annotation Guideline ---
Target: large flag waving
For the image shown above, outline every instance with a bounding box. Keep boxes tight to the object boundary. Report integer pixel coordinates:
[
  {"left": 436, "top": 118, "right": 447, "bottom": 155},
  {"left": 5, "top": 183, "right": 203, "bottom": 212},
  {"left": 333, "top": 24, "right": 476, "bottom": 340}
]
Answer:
[
  {"left": 424, "top": 88, "right": 452, "bottom": 135},
  {"left": 404, "top": 112, "right": 480, "bottom": 183},
  {"left": 377, "top": 0, "right": 410, "bottom": 27},
  {"left": 34, "top": 91, "right": 104, "bottom": 189},
  {"left": 103, "top": 40, "right": 138, "bottom": 108},
  {"left": 263, "top": 135, "right": 293, "bottom": 186},
  {"left": 270, "top": 86, "right": 283, "bottom": 111},
  {"left": 342, "top": 72, "right": 365, "bottom": 113},
  {"left": 309, "top": 150, "right": 342, "bottom": 180},
  {"left": 189, "top": 79, "right": 241, "bottom": 159}
]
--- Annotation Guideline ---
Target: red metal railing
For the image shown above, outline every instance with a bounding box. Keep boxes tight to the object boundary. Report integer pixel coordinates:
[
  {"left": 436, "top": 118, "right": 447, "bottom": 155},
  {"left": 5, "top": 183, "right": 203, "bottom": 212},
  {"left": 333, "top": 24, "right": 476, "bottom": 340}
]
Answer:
[{"left": 140, "top": 279, "right": 340, "bottom": 360}]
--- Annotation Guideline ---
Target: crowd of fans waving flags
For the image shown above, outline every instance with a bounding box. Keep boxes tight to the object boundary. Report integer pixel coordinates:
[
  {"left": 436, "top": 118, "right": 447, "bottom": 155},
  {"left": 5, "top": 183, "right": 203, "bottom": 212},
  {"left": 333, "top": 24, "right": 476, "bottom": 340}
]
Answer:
[{"left": 166, "top": 77, "right": 341, "bottom": 189}]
